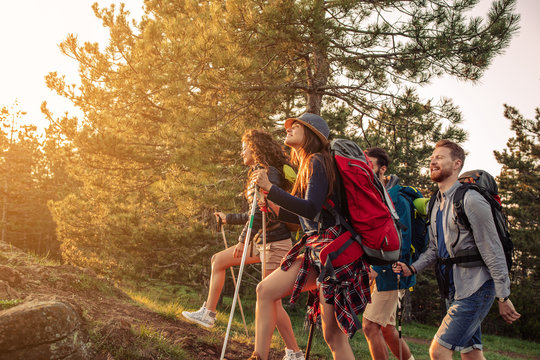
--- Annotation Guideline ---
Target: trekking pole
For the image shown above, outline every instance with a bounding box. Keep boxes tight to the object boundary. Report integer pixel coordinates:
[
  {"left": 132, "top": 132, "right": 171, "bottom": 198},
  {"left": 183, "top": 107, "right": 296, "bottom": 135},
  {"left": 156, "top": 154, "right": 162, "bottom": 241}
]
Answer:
[
  {"left": 304, "top": 292, "right": 316, "bottom": 360},
  {"left": 305, "top": 320, "right": 315, "bottom": 360},
  {"left": 217, "top": 217, "right": 249, "bottom": 337},
  {"left": 261, "top": 199, "right": 267, "bottom": 279},
  {"left": 220, "top": 187, "right": 259, "bottom": 360},
  {"left": 397, "top": 273, "right": 403, "bottom": 360}
]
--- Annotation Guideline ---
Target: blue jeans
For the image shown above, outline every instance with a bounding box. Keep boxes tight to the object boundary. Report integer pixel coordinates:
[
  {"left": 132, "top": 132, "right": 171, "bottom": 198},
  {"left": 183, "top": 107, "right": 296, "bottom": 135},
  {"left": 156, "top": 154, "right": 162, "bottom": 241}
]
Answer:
[{"left": 435, "top": 279, "right": 495, "bottom": 353}]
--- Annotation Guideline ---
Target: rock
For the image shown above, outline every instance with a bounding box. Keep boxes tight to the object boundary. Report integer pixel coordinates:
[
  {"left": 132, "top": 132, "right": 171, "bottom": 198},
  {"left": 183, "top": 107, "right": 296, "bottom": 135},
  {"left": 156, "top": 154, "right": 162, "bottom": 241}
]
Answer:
[
  {"left": 81, "top": 267, "right": 97, "bottom": 277},
  {"left": 0, "top": 265, "right": 22, "bottom": 286},
  {"left": 0, "top": 300, "right": 88, "bottom": 359},
  {"left": 0, "top": 280, "right": 19, "bottom": 299}
]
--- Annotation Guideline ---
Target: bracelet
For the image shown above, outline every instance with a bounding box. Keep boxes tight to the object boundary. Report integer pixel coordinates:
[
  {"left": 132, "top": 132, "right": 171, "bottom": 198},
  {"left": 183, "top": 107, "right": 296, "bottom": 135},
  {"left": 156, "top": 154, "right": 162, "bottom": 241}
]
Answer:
[{"left": 405, "top": 263, "right": 417, "bottom": 274}]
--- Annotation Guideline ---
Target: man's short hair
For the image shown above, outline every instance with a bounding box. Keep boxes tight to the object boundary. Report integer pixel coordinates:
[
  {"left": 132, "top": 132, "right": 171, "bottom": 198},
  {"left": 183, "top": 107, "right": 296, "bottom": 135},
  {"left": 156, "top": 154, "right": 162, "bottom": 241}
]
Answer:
[
  {"left": 366, "top": 147, "right": 390, "bottom": 168},
  {"left": 435, "top": 139, "right": 465, "bottom": 170}
]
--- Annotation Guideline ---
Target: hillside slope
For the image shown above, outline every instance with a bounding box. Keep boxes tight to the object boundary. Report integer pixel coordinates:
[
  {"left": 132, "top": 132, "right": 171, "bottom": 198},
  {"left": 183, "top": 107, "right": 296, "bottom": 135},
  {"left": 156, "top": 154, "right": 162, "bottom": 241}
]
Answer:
[{"left": 0, "top": 241, "right": 282, "bottom": 359}]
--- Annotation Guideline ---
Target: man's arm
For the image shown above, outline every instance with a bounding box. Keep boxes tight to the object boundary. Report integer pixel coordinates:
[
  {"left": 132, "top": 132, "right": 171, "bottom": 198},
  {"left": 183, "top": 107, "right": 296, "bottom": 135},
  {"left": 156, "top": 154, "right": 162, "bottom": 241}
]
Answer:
[
  {"left": 498, "top": 299, "right": 521, "bottom": 324},
  {"left": 465, "top": 191, "right": 520, "bottom": 323},
  {"left": 465, "top": 191, "right": 510, "bottom": 297},
  {"left": 225, "top": 213, "right": 249, "bottom": 225},
  {"left": 393, "top": 209, "right": 438, "bottom": 276},
  {"left": 409, "top": 211, "right": 438, "bottom": 274}
]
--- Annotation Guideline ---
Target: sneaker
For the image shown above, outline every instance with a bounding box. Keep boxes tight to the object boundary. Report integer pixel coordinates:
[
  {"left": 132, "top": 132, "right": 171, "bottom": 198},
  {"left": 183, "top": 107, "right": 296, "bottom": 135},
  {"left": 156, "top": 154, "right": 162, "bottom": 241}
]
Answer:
[
  {"left": 181, "top": 302, "right": 216, "bottom": 328},
  {"left": 283, "top": 349, "right": 305, "bottom": 360}
]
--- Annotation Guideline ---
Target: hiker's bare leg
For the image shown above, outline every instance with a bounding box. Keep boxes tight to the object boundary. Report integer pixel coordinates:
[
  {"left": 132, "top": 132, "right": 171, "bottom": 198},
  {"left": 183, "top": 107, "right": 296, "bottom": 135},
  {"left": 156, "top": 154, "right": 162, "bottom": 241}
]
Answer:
[
  {"left": 263, "top": 267, "right": 301, "bottom": 353},
  {"left": 319, "top": 286, "right": 355, "bottom": 360},
  {"left": 363, "top": 317, "right": 388, "bottom": 359},
  {"left": 254, "top": 256, "right": 316, "bottom": 360},
  {"left": 461, "top": 349, "right": 485, "bottom": 360},
  {"left": 429, "top": 340, "right": 453, "bottom": 360},
  {"left": 381, "top": 324, "right": 413, "bottom": 359},
  {"left": 206, "top": 246, "right": 260, "bottom": 311}
]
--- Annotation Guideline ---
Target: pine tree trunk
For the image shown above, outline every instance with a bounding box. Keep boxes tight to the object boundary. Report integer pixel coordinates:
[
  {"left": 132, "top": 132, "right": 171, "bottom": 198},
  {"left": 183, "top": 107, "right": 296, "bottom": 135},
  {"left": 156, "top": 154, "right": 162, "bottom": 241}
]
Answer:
[
  {"left": 1, "top": 180, "right": 6, "bottom": 244},
  {"left": 305, "top": 1, "right": 329, "bottom": 116},
  {"left": 305, "top": 49, "right": 329, "bottom": 115}
]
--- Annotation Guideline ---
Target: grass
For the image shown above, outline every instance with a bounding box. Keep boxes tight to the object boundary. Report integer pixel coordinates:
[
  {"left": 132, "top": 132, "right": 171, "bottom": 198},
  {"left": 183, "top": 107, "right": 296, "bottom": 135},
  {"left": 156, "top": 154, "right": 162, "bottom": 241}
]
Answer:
[
  {"left": 88, "top": 319, "right": 188, "bottom": 360},
  {"left": 376, "top": 322, "right": 540, "bottom": 360},
  {"left": 72, "top": 273, "right": 117, "bottom": 296},
  {"left": 122, "top": 278, "right": 540, "bottom": 359},
  {"left": 0, "top": 299, "right": 23, "bottom": 310},
  {"left": 122, "top": 278, "right": 202, "bottom": 320},
  {"left": 125, "top": 290, "right": 182, "bottom": 320},
  {"left": 25, "top": 250, "right": 62, "bottom": 266},
  {"left": 135, "top": 324, "right": 188, "bottom": 359}
]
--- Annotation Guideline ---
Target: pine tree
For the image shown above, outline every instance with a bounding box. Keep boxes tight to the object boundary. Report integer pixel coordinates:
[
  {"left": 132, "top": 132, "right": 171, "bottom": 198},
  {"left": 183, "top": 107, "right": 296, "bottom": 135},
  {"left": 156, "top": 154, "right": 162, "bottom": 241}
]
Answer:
[
  {"left": 0, "top": 105, "right": 59, "bottom": 256},
  {"left": 323, "top": 91, "right": 467, "bottom": 191},
  {"left": 43, "top": 0, "right": 519, "bottom": 281},
  {"left": 202, "top": 0, "right": 519, "bottom": 117},
  {"left": 492, "top": 105, "right": 539, "bottom": 340}
]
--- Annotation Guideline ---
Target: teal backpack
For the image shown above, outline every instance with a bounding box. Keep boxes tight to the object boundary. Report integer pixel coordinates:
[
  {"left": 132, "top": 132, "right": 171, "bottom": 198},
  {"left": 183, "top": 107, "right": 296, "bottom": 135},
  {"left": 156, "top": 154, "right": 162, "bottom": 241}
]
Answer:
[
  {"left": 394, "top": 185, "right": 430, "bottom": 262},
  {"left": 373, "top": 183, "right": 429, "bottom": 291}
]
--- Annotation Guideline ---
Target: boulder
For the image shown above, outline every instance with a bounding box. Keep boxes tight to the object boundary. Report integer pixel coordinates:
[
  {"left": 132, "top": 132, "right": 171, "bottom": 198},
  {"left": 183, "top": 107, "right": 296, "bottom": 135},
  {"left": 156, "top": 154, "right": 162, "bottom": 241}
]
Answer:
[{"left": 0, "top": 300, "right": 87, "bottom": 359}]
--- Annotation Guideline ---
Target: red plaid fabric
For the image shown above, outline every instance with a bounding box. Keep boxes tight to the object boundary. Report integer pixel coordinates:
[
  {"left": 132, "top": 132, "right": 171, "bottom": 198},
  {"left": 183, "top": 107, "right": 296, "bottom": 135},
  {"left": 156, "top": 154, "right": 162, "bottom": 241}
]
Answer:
[{"left": 280, "top": 225, "right": 371, "bottom": 338}]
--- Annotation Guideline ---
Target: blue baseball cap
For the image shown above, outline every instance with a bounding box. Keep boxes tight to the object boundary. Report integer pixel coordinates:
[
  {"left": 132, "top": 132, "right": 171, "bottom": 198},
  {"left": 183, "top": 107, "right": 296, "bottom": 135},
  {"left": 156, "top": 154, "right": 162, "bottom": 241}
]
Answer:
[{"left": 284, "top": 113, "right": 330, "bottom": 144}]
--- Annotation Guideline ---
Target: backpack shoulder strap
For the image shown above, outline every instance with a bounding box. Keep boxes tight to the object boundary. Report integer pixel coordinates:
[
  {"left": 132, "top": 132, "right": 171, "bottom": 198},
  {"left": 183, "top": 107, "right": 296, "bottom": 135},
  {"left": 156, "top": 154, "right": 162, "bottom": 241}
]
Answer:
[
  {"left": 453, "top": 183, "right": 471, "bottom": 231},
  {"left": 400, "top": 186, "right": 422, "bottom": 200},
  {"left": 398, "top": 187, "right": 419, "bottom": 210},
  {"left": 453, "top": 182, "right": 500, "bottom": 232},
  {"left": 426, "top": 189, "right": 439, "bottom": 225}
]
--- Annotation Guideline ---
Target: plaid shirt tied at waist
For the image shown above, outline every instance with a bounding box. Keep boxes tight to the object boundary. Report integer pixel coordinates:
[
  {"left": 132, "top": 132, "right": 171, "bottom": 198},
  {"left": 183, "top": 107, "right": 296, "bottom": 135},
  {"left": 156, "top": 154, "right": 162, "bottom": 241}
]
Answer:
[{"left": 280, "top": 225, "right": 371, "bottom": 338}]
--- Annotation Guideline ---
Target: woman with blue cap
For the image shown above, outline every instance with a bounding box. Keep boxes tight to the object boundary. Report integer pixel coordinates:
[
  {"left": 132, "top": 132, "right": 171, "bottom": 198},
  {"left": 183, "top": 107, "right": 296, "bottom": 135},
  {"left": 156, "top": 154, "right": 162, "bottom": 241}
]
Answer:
[{"left": 249, "top": 113, "right": 371, "bottom": 360}]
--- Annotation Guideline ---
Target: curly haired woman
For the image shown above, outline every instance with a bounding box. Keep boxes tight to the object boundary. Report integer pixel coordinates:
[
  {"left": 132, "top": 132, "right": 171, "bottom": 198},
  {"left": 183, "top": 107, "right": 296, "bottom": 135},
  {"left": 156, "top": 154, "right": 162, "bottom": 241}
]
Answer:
[{"left": 182, "top": 129, "right": 304, "bottom": 360}]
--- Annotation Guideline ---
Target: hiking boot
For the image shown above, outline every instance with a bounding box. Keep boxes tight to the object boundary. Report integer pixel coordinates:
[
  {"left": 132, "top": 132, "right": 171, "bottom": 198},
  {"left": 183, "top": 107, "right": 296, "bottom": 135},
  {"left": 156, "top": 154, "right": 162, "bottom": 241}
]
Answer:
[
  {"left": 248, "top": 352, "right": 262, "bottom": 360},
  {"left": 283, "top": 349, "right": 305, "bottom": 360},
  {"left": 181, "top": 302, "right": 216, "bottom": 328}
]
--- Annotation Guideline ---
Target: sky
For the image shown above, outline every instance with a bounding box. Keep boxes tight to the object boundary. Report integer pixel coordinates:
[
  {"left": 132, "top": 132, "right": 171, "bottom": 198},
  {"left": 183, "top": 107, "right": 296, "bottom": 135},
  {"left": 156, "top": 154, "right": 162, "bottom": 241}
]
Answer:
[{"left": 0, "top": 0, "right": 538, "bottom": 177}]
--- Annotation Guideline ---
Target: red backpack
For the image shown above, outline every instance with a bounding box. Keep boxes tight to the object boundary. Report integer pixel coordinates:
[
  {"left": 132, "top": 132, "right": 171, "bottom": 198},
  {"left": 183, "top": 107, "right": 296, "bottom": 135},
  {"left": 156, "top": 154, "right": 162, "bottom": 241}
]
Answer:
[{"left": 319, "top": 139, "right": 402, "bottom": 280}]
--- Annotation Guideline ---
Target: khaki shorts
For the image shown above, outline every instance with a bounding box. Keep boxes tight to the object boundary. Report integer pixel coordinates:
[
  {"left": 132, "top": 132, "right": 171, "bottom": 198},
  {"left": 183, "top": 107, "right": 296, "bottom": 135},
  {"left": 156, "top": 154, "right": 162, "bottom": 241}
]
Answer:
[
  {"left": 362, "top": 283, "right": 405, "bottom": 327},
  {"left": 254, "top": 238, "right": 292, "bottom": 272}
]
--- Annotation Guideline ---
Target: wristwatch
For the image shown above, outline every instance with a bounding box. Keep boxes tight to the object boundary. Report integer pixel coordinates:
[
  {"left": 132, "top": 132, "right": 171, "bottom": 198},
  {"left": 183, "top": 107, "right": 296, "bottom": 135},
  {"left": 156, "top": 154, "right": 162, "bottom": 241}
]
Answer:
[{"left": 497, "top": 296, "right": 509, "bottom": 303}]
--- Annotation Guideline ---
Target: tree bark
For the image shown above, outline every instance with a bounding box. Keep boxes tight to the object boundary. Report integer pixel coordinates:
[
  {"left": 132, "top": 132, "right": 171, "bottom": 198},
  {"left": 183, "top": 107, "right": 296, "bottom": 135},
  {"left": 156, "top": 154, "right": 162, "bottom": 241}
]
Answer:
[{"left": 305, "top": 0, "right": 329, "bottom": 115}]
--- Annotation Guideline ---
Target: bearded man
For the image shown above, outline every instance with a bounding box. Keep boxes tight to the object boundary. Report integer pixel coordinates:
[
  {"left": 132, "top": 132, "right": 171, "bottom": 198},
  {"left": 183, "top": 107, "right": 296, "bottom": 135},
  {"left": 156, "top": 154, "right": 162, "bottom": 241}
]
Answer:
[{"left": 394, "top": 139, "right": 520, "bottom": 360}]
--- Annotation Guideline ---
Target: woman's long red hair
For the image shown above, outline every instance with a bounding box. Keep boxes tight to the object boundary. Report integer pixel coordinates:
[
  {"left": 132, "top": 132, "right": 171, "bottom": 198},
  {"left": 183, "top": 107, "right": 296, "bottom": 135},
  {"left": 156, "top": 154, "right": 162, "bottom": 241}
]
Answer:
[{"left": 290, "top": 125, "right": 335, "bottom": 199}]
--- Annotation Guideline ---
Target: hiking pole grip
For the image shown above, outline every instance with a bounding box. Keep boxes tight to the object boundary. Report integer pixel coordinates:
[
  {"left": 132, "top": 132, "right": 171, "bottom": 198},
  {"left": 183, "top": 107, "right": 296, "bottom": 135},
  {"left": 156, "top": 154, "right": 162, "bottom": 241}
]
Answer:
[
  {"left": 217, "top": 215, "right": 222, "bottom": 233},
  {"left": 219, "top": 220, "right": 249, "bottom": 337},
  {"left": 220, "top": 191, "right": 259, "bottom": 360}
]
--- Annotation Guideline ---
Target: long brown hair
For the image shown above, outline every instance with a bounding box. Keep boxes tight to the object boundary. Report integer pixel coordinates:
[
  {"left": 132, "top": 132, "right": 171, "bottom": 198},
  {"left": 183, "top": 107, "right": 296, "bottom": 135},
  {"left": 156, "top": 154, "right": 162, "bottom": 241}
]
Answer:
[
  {"left": 290, "top": 125, "right": 335, "bottom": 199},
  {"left": 242, "top": 129, "right": 292, "bottom": 193}
]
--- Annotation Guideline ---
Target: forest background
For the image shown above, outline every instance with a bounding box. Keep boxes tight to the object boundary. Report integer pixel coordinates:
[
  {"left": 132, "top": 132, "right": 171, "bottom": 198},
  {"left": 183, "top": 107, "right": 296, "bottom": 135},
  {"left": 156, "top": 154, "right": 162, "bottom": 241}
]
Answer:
[{"left": 0, "top": 0, "right": 538, "bottom": 342}]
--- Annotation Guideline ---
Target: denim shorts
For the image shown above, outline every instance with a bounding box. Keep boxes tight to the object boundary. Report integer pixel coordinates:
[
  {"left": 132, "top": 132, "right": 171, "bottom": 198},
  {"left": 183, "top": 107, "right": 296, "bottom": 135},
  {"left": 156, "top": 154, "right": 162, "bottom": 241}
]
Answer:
[{"left": 435, "top": 279, "right": 495, "bottom": 353}]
